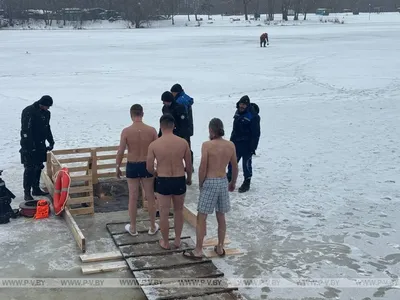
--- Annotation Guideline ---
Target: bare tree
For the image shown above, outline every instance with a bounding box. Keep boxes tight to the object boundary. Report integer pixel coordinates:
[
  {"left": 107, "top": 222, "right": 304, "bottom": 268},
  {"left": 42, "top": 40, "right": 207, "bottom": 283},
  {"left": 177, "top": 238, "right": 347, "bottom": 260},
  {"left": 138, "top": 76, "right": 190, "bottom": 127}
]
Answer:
[
  {"left": 185, "top": 0, "right": 201, "bottom": 21},
  {"left": 281, "top": 0, "right": 290, "bottom": 21},
  {"left": 121, "top": 0, "right": 153, "bottom": 28},
  {"left": 192, "top": 0, "right": 200, "bottom": 21},
  {"left": 293, "top": 0, "right": 301, "bottom": 20},
  {"left": 183, "top": 0, "right": 190, "bottom": 21},
  {"left": 164, "top": 0, "right": 179, "bottom": 25},
  {"left": 243, "top": 0, "right": 252, "bottom": 20},
  {"left": 301, "top": 0, "right": 316, "bottom": 20},
  {"left": 267, "top": 0, "right": 275, "bottom": 20},
  {"left": 3, "top": 0, "right": 28, "bottom": 25},
  {"left": 254, "top": 0, "right": 260, "bottom": 18},
  {"left": 36, "top": 0, "right": 57, "bottom": 26},
  {"left": 200, "top": 0, "right": 213, "bottom": 19}
]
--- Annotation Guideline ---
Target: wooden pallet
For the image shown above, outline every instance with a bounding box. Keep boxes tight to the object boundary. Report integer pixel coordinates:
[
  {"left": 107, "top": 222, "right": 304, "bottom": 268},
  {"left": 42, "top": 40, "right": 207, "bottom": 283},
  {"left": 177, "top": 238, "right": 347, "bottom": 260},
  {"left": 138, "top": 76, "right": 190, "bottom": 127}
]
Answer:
[
  {"left": 45, "top": 151, "right": 95, "bottom": 216},
  {"left": 41, "top": 169, "right": 86, "bottom": 252},
  {"left": 46, "top": 146, "right": 133, "bottom": 216},
  {"left": 103, "top": 218, "right": 244, "bottom": 300}
]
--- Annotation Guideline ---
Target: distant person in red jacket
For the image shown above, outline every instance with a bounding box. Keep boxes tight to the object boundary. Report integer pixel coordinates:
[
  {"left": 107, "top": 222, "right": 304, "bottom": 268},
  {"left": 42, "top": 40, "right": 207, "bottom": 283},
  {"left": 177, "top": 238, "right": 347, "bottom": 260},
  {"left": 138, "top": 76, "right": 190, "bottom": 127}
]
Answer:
[{"left": 260, "top": 33, "right": 269, "bottom": 47}]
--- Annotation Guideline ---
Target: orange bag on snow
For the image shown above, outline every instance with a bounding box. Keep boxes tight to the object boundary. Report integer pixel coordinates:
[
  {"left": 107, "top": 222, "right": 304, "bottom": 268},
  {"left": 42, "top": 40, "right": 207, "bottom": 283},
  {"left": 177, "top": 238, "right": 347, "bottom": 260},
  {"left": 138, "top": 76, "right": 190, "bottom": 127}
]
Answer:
[{"left": 34, "top": 199, "right": 49, "bottom": 219}]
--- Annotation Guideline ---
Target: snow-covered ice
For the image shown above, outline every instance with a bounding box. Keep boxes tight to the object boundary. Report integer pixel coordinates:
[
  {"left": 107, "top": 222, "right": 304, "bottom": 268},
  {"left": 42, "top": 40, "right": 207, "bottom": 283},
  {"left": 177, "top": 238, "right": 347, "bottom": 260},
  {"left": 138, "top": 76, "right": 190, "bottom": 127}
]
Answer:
[{"left": 1, "top": 13, "right": 400, "bottom": 300}]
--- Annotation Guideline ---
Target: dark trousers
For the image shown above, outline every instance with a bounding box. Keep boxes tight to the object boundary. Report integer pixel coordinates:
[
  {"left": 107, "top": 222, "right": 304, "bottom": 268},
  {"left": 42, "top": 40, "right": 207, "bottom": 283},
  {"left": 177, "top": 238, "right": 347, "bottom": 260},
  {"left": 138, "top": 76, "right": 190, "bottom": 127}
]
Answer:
[
  {"left": 23, "top": 163, "right": 44, "bottom": 193},
  {"left": 184, "top": 136, "right": 194, "bottom": 167},
  {"left": 20, "top": 146, "right": 47, "bottom": 194},
  {"left": 227, "top": 142, "right": 253, "bottom": 180},
  {"left": 260, "top": 39, "right": 266, "bottom": 47}
]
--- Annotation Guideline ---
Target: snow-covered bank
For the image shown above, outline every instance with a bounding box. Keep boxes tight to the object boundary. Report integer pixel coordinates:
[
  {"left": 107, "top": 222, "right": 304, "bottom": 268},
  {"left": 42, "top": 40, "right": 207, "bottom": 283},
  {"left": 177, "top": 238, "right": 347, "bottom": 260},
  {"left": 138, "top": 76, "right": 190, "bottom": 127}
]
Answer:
[{"left": 2, "top": 12, "right": 399, "bottom": 31}]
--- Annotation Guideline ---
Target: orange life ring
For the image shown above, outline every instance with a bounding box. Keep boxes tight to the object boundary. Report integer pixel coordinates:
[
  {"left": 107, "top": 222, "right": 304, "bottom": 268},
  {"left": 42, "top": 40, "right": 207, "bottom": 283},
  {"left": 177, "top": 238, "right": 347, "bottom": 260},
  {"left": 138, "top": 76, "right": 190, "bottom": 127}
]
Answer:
[{"left": 53, "top": 167, "right": 71, "bottom": 216}]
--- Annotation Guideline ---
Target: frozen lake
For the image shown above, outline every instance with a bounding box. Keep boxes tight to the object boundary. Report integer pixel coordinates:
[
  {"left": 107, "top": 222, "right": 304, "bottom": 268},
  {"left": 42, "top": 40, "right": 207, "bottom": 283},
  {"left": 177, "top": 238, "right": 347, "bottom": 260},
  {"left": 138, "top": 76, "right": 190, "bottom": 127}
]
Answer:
[{"left": 1, "top": 13, "right": 400, "bottom": 300}]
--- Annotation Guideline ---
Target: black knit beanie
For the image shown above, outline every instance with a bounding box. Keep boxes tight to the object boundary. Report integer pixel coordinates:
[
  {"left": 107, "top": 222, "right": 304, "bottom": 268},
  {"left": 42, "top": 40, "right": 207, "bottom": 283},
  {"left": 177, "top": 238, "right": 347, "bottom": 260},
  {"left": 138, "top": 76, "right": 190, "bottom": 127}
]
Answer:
[
  {"left": 170, "top": 84, "right": 183, "bottom": 93},
  {"left": 161, "top": 91, "right": 174, "bottom": 103},
  {"left": 38, "top": 95, "right": 53, "bottom": 107},
  {"left": 239, "top": 95, "right": 250, "bottom": 106}
]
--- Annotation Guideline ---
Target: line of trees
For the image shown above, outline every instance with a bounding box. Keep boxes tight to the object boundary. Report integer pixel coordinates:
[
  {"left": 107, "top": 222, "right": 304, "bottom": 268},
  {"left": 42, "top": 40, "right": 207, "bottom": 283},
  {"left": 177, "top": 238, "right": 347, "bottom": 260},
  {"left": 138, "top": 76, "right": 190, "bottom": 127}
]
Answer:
[
  {"left": 1, "top": 0, "right": 399, "bottom": 28},
  {"left": 241, "top": 0, "right": 400, "bottom": 21}
]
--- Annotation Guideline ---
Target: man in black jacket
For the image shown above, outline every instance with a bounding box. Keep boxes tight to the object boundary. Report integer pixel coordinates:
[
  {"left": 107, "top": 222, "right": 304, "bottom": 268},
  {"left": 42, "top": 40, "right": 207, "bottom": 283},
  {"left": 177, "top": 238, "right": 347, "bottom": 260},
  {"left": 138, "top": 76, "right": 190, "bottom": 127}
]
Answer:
[
  {"left": 158, "top": 91, "right": 190, "bottom": 141},
  {"left": 227, "top": 95, "right": 261, "bottom": 193},
  {"left": 20, "top": 95, "right": 55, "bottom": 200}
]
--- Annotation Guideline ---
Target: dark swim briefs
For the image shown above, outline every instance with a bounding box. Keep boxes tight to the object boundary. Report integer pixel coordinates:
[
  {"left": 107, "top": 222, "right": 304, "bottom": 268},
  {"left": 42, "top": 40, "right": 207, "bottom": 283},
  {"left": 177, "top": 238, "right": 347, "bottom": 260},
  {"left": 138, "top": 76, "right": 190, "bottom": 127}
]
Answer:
[
  {"left": 155, "top": 176, "right": 186, "bottom": 196},
  {"left": 126, "top": 161, "right": 153, "bottom": 179}
]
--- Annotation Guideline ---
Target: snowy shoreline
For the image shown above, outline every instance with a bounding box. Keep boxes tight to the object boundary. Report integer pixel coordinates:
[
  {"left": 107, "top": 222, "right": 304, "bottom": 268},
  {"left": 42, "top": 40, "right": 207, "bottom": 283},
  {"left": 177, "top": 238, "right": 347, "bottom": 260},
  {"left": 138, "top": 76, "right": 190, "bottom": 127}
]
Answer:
[{"left": 2, "top": 12, "right": 399, "bottom": 31}]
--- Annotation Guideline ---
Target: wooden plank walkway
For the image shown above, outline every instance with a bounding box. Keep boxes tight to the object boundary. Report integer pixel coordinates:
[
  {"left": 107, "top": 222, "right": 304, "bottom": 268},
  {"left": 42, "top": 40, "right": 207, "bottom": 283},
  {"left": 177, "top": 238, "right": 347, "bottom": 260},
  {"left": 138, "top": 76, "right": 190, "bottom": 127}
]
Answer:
[{"left": 106, "top": 218, "right": 245, "bottom": 300}]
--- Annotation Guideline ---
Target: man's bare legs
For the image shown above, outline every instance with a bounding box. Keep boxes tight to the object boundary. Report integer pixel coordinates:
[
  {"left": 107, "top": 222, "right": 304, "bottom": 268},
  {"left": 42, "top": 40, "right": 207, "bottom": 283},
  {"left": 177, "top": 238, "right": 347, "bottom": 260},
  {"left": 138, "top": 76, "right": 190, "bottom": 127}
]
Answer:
[
  {"left": 172, "top": 194, "right": 185, "bottom": 248},
  {"left": 141, "top": 177, "right": 157, "bottom": 233},
  {"left": 157, "top": 194, "right": 172, "bottom": 249},
  {"left": 215, "top": 211, "right": 226, "bottom": 255},
  {"left": 192, "top": 212, "right": 208, "bottom": 256},
  {"left": 127, "top": 178, "right": 140, "bottom": 234}
]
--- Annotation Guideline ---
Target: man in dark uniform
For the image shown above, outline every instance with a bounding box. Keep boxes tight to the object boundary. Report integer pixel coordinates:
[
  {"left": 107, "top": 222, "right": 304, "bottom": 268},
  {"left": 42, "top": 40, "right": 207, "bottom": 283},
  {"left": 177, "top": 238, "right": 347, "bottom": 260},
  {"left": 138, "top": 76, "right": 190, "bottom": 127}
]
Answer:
[
  {"left": 170, "top": 83, "right": 194, "bottom": 166},
  {"left": 20, "top": 95, "right": 55, "bottom": 200},
  {"left": 227, "top": 95, "right": 261, "bottom": 193},
  {"left": 158, "top": 91, "right": 190, "bottom": 141}
]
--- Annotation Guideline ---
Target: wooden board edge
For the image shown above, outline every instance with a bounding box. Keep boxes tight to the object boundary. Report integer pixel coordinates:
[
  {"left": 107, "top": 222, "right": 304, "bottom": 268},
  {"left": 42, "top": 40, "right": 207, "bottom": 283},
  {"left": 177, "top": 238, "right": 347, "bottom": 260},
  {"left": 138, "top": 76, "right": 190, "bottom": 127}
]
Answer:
[
  {"left": 63, "top": 207, "right": 86, "bottom": 253},
  {"left": 183, "top": 205, "right": 197, "bottom": 228},
  {"left": 80, "top": 251, "right": 123, "bottom": 263},
  {"left": 121, "top": 236, "right": 196, "bottom": 258},
  {"left": 81, "top": 261, "right": 128, "bottom": 275},
  {"left": 116, "top": 234, "right": 192, "bottom": 247},
  {"left": 41, "top": 170, "right": 55, "bottom": 199},
  {"left": 203, "top": 248, "right": 243, "bottom": 258},
  {"left": 203, "top": 237, "right": 231, "bottom": 248}
]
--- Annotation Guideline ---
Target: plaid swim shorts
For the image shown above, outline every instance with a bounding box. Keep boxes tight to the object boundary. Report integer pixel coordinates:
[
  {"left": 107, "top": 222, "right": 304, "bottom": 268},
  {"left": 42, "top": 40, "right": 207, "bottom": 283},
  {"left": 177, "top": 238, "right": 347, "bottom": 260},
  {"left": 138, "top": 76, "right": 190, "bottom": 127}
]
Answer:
[{"left": 197, "top": 177, "right": 230, "bottom": 215}]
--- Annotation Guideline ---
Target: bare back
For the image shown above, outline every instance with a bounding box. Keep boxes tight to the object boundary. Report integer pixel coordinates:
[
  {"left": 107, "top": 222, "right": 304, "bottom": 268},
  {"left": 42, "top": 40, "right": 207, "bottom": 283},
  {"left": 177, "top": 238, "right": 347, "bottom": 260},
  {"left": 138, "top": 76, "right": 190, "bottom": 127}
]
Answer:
[
  {"left": 150, "top": 134, "right": 190, "bottom": 177},
  {"left": 203, "top": 139, "right": 236, "bottom": 178},
  {"left": 123, "top": 122, "right": 157, "bottom": 162}
]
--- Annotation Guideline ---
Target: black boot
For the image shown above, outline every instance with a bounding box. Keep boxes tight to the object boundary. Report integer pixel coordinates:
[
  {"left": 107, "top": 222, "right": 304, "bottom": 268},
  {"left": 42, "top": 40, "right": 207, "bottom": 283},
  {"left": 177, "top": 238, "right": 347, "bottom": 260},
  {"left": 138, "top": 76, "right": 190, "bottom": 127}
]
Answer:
[
  {"left": 23, "top": 166, "right": 34, "bottom": 200},
  {"left": 238, "top": 178, "right": 251, "bottom": 193},
  {"left": 24, "top": 191, "right": 34, "bottom": 201}
]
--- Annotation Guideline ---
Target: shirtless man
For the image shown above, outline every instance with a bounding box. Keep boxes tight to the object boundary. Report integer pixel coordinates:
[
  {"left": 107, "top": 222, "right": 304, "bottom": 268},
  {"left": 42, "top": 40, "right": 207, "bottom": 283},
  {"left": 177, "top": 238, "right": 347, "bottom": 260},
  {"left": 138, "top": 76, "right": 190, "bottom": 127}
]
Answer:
[
  {"left": 116, "top": 104, "right": 159, "bottom": 236},
  {"left": 146, "top": 113, "right": 192, "bottom": 250},
  {"left": 183, "top": 118, "right": 238, "bottom": 259}
]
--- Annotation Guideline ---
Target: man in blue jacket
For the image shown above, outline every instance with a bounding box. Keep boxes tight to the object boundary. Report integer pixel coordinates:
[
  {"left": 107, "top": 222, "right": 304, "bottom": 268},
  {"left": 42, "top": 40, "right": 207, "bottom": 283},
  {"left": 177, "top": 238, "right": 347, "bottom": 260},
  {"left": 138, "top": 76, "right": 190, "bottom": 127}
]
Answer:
[
  {"left": 227, "top": 95, "right": 261, "bottom": 193},
  {"left": 171, "top": 83, "right": 194, "bottom": 167}
]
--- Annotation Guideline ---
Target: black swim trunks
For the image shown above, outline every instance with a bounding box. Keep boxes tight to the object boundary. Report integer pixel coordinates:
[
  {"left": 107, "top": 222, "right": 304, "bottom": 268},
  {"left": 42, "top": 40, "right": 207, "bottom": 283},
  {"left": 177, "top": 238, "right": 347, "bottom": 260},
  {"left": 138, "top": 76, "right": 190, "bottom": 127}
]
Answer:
[
  {"left": 156, "top": 176, "right": 186, "bottom": 196},
  {"left": 126, "top": 161, "right": 153, "bottom": 179}
]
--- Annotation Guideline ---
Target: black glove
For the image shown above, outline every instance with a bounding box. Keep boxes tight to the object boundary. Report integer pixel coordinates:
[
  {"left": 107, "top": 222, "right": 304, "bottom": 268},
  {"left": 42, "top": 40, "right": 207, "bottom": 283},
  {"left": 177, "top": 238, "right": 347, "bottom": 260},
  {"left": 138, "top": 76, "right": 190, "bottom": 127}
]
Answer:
[{"left": 46, "top": 144, "right": 54, "bottom": 151}]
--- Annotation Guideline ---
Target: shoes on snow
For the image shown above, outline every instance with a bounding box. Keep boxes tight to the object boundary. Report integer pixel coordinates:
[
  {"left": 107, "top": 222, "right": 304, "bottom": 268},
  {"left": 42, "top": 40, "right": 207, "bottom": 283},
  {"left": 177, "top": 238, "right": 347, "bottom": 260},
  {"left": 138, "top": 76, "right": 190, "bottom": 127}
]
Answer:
[{"left": 238, "top": 178, "right": 251, "bottom": 193}]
